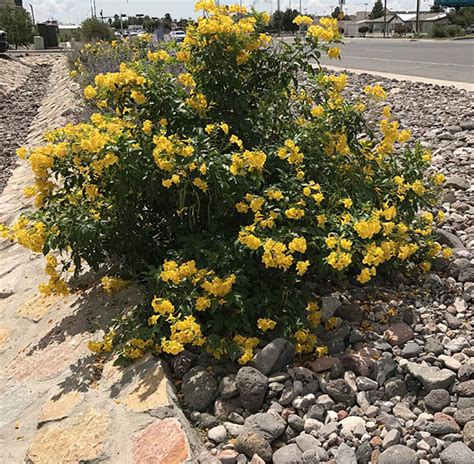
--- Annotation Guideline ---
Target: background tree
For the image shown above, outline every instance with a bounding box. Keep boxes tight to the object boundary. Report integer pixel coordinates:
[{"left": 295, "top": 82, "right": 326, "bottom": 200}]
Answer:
[
  {"left": 80, "top": 17, "right": 114, "bottom": 42},
  {"left": 0, "top": 6, "right": 33, "bottom": 49},
  {"left": 369, "top": 0, "right": 384, "bottom": 19},
  {"left": 332, "top": 6, "right": 342, "bottom": 19},
  {"left": 282, "top": 9, "right": 299, "bottom": 31},
  {"left": 447, "top": 6, "right": 474, "bottom": 28}
]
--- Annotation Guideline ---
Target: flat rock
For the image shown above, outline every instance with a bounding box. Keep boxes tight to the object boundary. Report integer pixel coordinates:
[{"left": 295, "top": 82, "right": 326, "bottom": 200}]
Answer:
[
  {"left": 378, "top": 444, "right": 417, "bottom": 464},
  {"left": 272, "top": 444, "right": 303, "bottom": 464},
  {"left": 407, "top": 362, "right": 456, "bottom": 392},
  {"left": 440, "top": 441, "right": 474, "bottom": 464},
  {"left": 132, "top": 418, "right": 190, "bottom": 464}
]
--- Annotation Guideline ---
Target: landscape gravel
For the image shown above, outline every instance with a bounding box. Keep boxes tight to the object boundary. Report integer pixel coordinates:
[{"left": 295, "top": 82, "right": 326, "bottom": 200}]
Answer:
[{"left": 0, "top": 58, "right": 51, "bottom": 194}]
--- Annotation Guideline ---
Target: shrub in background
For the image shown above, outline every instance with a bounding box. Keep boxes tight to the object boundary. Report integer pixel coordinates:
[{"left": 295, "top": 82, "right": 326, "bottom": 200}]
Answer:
[
  {"left": 0, "top": 6, "right": 33, "bottom": 49},
  {"left": 2, "top": 1, "right": 449, "bottom": 364},
  {"left": 80, "top": 17, "right": 114, "bottom": 43}
]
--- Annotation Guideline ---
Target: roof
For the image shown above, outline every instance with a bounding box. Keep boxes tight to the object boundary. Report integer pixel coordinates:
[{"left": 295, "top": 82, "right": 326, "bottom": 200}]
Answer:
[{"left": 394, "top": 12, "right": 447, "bottom": 22}]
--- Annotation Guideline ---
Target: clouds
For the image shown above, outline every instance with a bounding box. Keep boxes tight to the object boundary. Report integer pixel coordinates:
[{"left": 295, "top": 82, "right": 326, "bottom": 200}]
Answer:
[{"left": 31, "top": 0, "right": 432, "bottom": 24}]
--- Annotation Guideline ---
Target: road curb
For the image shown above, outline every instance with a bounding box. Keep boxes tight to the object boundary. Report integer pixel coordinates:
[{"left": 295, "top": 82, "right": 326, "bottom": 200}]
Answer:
[{"left": 321, "top": 64, "right": 474, "bottom": 92}]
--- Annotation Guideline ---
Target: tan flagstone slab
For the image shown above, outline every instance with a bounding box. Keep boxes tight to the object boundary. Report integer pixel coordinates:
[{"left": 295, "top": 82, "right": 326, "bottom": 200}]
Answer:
[
  {"left": 101, "top": 354, "right": 171, "bottom": 412},
  {"left": 132, "top": 418, "right": 190, "bottom": 464},
  {"left": 17, "top": 293, "right": 65, "bottom": 322},
  {"left": 0, "top": 326, "right": 10, "bottom": 352},
  {"left": 8, "top": 333, "right": 90, "bottom": 381},
  {"left": 38, "top": 391, "right": 83, "bottom": 425},
  {"left": 27, "top": 408, "right": 110, "bottom": 464}
]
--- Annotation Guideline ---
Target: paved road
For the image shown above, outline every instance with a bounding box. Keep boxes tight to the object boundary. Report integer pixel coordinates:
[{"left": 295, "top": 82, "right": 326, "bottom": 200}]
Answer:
[{"left": 315, "top": 38, "right": 474, "bottom": 83}]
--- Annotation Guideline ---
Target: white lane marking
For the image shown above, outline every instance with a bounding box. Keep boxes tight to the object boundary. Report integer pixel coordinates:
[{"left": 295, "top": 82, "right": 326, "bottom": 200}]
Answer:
[{"left": 341, "top": 55, "right": 474, "bottom": 68}]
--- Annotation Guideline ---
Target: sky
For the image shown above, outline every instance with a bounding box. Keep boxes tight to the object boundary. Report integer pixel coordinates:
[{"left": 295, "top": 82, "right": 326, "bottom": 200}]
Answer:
[{"left": 30, "top": 0, "right": 434, "bottom": 24}]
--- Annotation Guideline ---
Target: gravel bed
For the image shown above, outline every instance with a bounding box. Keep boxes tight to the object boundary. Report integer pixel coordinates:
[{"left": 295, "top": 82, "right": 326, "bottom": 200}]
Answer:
[
  {"left": 175, "top": 75, "right": 473, "bottom": 464},
  {"left": 0, "top": 61, "right": 51, "bottom": 194}
]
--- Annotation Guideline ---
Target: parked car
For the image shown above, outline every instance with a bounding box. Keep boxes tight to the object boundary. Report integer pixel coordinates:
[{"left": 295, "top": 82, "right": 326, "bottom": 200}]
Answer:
[
  {"left": 0, "top": 30, "right": 9, "bottom": 53},
  {"left": 465, "top": 24, "right": 474, "bottom": 35},
  {"left": 169, "top": 30, "right": 186, "bottom": 43}
]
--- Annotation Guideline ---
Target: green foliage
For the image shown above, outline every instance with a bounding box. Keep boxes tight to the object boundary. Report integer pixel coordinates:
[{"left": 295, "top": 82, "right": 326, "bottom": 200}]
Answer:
[
  {"left": 370, "top": 0, "right": 385, "bottom": 20},
  {"left": 0, "top": 6, "right": 33, "bottom": 49},
  {"left": 270, "top": 9, "right": 299, "bottom": 32},
  {"left": 358, "top": 25, "right": 369, "bottom": 34},
  {"left": 80, "top": 17, "right": 114, "bottom": 42},
  {"left": 446, "top": 24, "right": 464, "bottom": 37},
  {"left": 447, "top": 6, "right": 474, "bottom": 28}
]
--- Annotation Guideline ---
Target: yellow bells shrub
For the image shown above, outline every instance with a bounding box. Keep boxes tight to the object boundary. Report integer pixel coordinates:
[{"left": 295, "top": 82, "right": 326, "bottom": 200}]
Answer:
[{"left": 2, "top": 0, "right": 446, "bottom": 364}]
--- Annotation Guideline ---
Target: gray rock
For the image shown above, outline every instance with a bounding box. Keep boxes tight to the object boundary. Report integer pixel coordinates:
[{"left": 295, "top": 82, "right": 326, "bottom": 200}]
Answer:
[
  {"left": 445, "top": 175, "right": 469, "bottom": 190},
  {"left": 393, "top": 403, "right": 417, "bottom": 421},
  {"left": 385, "top": 379, "right": 407, "bottom": 399},
  {"left": 272, "top": 444, "right": 303, "bottom": 464},
  {"left": 295, "top": 434, "right": 324, "bottom": 455},
  {"left": 288, "top": 414, "right": 305, "bottom": 432},
  {"left": 454, "top": 407, "right": 474, "bottom": 427},
  {"left": 244, "top": 413, "right": 286, "bottom": 442},
  {"left": 304, "top": 418, "right": 323, "bottom": 434},
  {"left": 215, "top": 397, "right": 241, "bottom": 420},
  {"left": 456, "top": 380, "right": 474, "bottom": 397},
  {"left": 335, "top": 442, "right": 357, "bottom": 464},
  {"left": 425, "top": 389, "right": 451, "bottom": 412},
  {"left": 182, "top": 366, "right": 218, "bottom": 412},
  {"left": 426, "top": 421, "right": 459, "bottom": 435},
  {"left": 425, "top": 337, "right": 445, "bottom": 355},
  {"left": 301, "top": 449, "right": 319, "bottom": 464},
  {"left": 305, "top": 404, "right": 326, "bottom": 422},
  {"left": 356, "top": 376, "right": 379, "bottom": 391},
  {"left": 437, "top": 228, "right": 465, "bottom": 249},
  {"left": 459, "top": 365, "right": 474, "bottom": 382},
  {"left": 458, "top": 397, "right": 474, "bottom": 410},
  {"left": 440, "top": 441, "right": 474, "bottom": 464},
  {"left": 407, "top": 362, "right": 456, "bottom": 392},
  {"left": 235, "top": 430, "right": 273, "bottom": 462},
  {"left": 378, "top": 444, "right": 418, "bottom": 464},
  {"left": 402, "top": 342, "right": 422, "bottom": 358},
  {"left": 326, "top": 379, "right": 356, "bottom": 406},
  {"left": 321, "top": 294, "right": 341, "bottom": 321},
  {"left": 463, "top": 421, "right": 474, "bottom": 450},
  {"left": 252, "top": 339, "right": 295, "bottom": 376},
  {"left": 236, "top": 367, "right": 268, "bottom": 412},
  {"left": 377, "top": 412, "right": 402, "bottom": 432},
  {"left": 208, "top": 425, "right": 227, "bottom": 443},
  {"left": 220, "top": 374, "right": 239, "bottom": 399},
  {"left": 356, "top": 441, "right": 372, "bottom": 464},
  {"left": 376, "top": 356, "right": 397, "bottom": 386},
  {"left": 383, "top": 429, "right": 401, "bottom": 448}
]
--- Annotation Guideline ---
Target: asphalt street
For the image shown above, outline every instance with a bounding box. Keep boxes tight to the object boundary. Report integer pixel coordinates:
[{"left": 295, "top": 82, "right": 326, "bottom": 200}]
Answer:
[{"left": 314, "top": 38, "right": 474, "bottom": 83}]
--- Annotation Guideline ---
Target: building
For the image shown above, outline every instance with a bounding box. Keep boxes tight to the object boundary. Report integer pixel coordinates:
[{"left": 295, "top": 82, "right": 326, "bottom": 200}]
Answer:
[{"left": 340, "top": 11, "right": 449, "bottom": 37}]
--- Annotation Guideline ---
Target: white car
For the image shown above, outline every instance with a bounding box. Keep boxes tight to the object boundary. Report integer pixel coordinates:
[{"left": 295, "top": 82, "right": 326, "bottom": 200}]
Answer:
[{"left": 169, "top": 30, "right": 186, "bottom": 43}]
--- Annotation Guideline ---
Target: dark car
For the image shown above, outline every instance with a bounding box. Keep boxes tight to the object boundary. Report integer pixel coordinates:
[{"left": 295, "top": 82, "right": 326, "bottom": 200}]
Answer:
[
  {"left": 0, "top": 30, "right": 9, "bottom": 53},
  {"left": 465, "top": 25, "right": 474, "bottom": 35}
]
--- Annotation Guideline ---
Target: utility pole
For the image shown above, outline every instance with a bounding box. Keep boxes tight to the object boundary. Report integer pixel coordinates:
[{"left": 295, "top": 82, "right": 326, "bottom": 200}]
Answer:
[
  {"left": 29, "top": 3, "right": 35, "bottom": 26},
  {"left": 415, "top": 0, "right": 420, "bottom": 34},
  {"left": 383, "top": 0, "right": 387, "bottom": 38},
  {"left": 299, "top": 0, "right": 302, "bottom": 14}
]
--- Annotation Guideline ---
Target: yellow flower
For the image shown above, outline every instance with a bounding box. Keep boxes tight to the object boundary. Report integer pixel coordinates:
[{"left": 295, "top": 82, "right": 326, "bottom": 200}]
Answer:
[
  {"left": 178, "top": 72, "right": 196, "bottom": 88},
  {"left": 148, "top": 49, "right": 170, "bottom": 62},
  {"left": 142, "top": 120, "right": 153, "bottom": 134},
  {"left": 196, "top": 296, "right": 211, "bottom": 311},
  {"left": 310, "top": 105, "right": 324, "bottom": 117},
  {"left": 193, "top": 177, "right": 208, "bottom": 192},
  {"left": 327, "top": 47, "right": 340, "bottom": 59},
  {"left": 285, "top": 208, "right": 305, "bottom": 220},
  {"left": 341, "top": 197, "right": 352, "bottom": 208},
  {"left": 357, "top": 267, "right": 376, "bottom": 284},
  {"left": 398, "top": 130, "right": 411, "bottom": 143},
  {"left": 238, "top": 231, "right": 261, "bottom": 250},
  {"left": 101, "top": 276, "right": 129, "bottom": 296},
  {"left": 296, "top": 260, "right": 310, "bottom": 275},
  {"left": 364, "top": 84, "right": 386, "bottom": 100},
  {"left": 16, "top": 146, "right": 28, "bottom": 159},
  {"left": 433, "top": 173, "right": 445, "bottom": 186},
  {"left": 230, "top": 135, "right": 243, "bottom": 149},
  {"left": 326, "top": 251, "right": 352, "bottom": 271},
  {"left": 354, "top": 219, "right": 381, "bottom": 239},
  {"left": 130, "top": 90, "right": 146, "bottom": 105},
  {"left": 442, "top": 247, "right": 452, "bottom": 259},
  {"left": 289, "top": 236, "right": 307, "bottom": 253},
  {"left": 161, "top": 339, "right": 184, "bottom": 355},
  {"left": 293, "top": 15, "right": 313, "bottom": 26},
  {"left": 257, "top": 318, "right": 277, "bottom": 332},
  {"left": 152, "top": 297, "right": 175, "bottom": 314},
  {"left": 84, "top": 85, "right": 97, "bottom": 100},
  {"left": 316, "top": 215, "right": 326, "bottom": 227}
]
